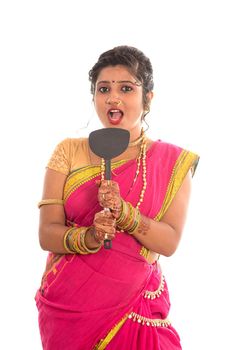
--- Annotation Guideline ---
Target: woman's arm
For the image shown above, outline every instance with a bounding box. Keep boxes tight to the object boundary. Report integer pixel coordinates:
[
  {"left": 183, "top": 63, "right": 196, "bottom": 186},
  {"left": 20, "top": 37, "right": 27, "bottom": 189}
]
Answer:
[
  {"left": 38, "top": 168, "right": 69, "bottom": 253},
  {"left": 39, "top": 168, "right": 116, "bottom": 254},
  {"left": 132, "top": 171, "right": 192, "bottom": 256},
  {"left": 99, "top": 171, "right": 192, "bottom": 257}
]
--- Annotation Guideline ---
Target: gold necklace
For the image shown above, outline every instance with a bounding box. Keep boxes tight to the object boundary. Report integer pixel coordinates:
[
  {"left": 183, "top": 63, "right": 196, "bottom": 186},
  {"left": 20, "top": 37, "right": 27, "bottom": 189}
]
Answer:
[{"left": 128, "top": 133, "right": 144, "bottom": 147}]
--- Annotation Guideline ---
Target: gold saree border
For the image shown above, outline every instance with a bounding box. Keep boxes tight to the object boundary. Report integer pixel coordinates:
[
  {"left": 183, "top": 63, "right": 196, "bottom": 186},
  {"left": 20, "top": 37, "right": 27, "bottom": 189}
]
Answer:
[
  {"left": 140, "top": 246, "right": 151, "bottom": 259},
  {"left": 140, "top": 150, "right": 199, "bottom": 258},
  {"left": 63, "top": 160, "right": 127, "bottom": 201},
  {"left": 155, "top": 150, "right": 199, "bottom": 221},
  {"left": 93, "top": 313, "right": 129, "bottom": 350}
]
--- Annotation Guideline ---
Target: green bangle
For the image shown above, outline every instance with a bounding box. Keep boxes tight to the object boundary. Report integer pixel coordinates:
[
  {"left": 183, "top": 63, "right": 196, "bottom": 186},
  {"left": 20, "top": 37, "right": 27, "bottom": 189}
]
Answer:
[
  {"left": 63, "top": 228, "right": 76, "bottom": 254},
  {"left": 80, "top": 227, "right": 102, "bottom": 254},
  {"left": 128, "top": 209, "right": 141, "bottom": 234}
]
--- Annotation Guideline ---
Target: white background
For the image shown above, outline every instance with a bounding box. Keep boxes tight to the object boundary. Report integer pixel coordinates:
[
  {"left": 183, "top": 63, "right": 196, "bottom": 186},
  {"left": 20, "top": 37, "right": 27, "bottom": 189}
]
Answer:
[{"left": 0, "top": 1, "right": 233, "bottom": 349}]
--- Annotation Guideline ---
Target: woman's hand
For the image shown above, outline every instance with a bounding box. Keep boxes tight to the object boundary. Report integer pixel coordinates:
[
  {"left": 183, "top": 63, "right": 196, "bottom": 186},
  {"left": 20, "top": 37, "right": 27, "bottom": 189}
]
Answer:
[
  {"left": 97, "top": 180, "right": 122, "bottom": 218},
  {"left": 92, "top": 209, "right": 116, "bottom": 244}
]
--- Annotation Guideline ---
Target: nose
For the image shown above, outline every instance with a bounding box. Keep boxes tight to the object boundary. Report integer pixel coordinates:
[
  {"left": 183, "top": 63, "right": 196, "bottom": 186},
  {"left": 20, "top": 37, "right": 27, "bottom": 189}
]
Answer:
[{"left": 106, "top": 97, "right": 122, "bottom": 106}]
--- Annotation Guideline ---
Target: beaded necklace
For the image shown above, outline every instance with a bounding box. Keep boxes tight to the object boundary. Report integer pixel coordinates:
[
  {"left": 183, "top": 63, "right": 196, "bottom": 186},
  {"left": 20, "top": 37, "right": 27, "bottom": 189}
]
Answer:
[{"left": 100, "top": 130, "right": 147, "bottom": 209}]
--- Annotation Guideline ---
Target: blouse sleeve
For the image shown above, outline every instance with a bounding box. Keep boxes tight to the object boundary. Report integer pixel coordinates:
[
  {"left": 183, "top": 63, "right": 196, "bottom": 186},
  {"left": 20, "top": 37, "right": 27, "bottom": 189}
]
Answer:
[{"left": 46, "top": 138, "right": 71, "bottom": 175}]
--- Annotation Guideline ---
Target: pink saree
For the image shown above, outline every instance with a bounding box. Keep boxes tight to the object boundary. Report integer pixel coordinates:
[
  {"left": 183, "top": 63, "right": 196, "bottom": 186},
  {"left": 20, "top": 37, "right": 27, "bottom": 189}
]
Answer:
[{"left": 36, "top": 140, "right": 199, "bottom": 350}]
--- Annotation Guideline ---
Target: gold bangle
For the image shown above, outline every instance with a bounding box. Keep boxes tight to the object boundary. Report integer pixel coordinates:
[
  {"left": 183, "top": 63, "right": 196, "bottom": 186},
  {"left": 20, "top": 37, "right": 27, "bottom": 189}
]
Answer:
[
  {"left": 116, "top": 200, "right": 125, "bottom": 224},
  {"left": 121, "top": 203, "right": 135, "bottom": 231},
  {"left": 66, "top": 227, "right": 88, "bottom": 255},
  {"left": 80, "top": 227, "right": 102, "bottom": 254},
  {"left": 38, "top": 199, "right": 64, "bottom": 208},
  {"left": 72, "top": 228, "right": 89, "bottom": 255},
  {"left": 117, "top": 202, "right": 132, "bottom": 232},
  {"left": 118, "top": 203, "right": 141, "bottom": 234},
  {"left": 116, "top": 201, "right": 129, "bottom": 226},
  {"left": 128, "top": 209, "right": 141, "bottom": 234},
  {"left": 63, "top": 228, "right": 75, "bottom": 254}
]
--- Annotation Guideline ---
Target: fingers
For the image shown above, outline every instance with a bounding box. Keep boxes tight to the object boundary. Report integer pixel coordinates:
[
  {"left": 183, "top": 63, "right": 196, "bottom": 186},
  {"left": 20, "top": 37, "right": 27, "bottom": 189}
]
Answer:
[
  {"left": 98, "top": 180, "right": 122, "bottom": 212},
  {"left": 104, "top": 180, "right": 120, "bottom": 194},
  {"left": 94, "top": 210, "right": 116, "bottom": 230},
  {"left": 94, "top": 230, "right": 115, "bottom": 243},
  {"left": 93, "top": 210, "right": 116, "bottom": 242}
]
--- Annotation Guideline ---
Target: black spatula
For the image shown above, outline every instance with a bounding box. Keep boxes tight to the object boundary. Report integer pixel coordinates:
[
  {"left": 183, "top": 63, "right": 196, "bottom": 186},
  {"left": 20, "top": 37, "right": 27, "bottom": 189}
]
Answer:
[{"left": 89, "top": 128, "right": 130, "bottom": 249}]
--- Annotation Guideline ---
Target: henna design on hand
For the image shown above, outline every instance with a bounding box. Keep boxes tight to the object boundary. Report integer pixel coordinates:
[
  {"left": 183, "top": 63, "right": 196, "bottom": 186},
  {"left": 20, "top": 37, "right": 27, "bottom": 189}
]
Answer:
[{"left": 98, "top": 180, "right": 122, "bottom": 214}]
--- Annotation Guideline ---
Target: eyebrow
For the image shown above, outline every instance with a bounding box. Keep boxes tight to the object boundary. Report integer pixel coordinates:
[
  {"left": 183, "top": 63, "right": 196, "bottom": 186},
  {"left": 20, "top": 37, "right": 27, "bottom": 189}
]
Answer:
[{"left": 96, "top": 80, "right": 141, "bottom": 86}]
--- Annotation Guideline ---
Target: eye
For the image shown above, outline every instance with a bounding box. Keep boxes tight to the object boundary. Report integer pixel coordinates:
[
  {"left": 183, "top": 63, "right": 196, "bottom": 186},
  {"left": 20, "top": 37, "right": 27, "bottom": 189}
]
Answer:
[
  {"left": 121, "top": 85, "right": 133, "bottom": 93},
  {"left": 98, "top": 86, "right": 109, "bottom": 93}
]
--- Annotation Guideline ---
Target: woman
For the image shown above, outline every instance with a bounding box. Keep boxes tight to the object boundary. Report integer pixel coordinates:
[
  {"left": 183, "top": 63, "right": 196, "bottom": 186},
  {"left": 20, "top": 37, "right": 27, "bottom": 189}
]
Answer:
[{"left": 36, "top": 45, "right": 199, "bottom": 350}]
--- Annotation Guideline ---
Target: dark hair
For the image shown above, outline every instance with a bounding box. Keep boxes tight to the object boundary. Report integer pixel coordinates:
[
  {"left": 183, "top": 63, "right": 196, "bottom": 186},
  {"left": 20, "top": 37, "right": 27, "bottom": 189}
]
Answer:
[{"left": 88, "top": 45, "right": 154, "bottom": 111}]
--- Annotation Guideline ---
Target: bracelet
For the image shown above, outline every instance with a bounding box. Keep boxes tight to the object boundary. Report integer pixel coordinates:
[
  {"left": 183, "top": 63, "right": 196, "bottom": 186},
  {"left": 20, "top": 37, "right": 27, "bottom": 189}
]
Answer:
[
  {"left": 120, "top": 203, "right": 135, "bottom": 231},
  {"left": 68, "top": 227, "right": 89, "bottom": 255},
  {"left": 80, "top": 227, "right": 102, "bottom": 254},
  {"left": 128, "top": 209, "right": 141, "bottom": 234},
  {"left": 38, "top": 199, "right": 64, "bottom": 208},
  {"left": 116, "top": 201, "right": 129, "bottom": 226},
  {"left": 63, "top": 227, "right": 76, "bottom": 254},
  {"left": 63, "top": 227, "right": 90, "bottom": 255},
  {"left": 72, "top": 228, "right": 89, "bottom": 255},
  {"left": 116, "top": 201, "right": 141, "bottom": 235}
]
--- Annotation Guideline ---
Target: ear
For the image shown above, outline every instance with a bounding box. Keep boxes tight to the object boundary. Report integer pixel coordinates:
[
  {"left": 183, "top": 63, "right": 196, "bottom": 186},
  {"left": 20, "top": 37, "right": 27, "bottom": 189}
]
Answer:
[{"left": 146, "top": 91, "right": 154, "bottom": 103}]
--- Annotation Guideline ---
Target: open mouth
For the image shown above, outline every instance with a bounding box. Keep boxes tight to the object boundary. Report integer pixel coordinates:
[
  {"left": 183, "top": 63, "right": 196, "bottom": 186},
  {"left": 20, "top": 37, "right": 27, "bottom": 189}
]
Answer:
[{"left": 107, "top": 109, "right": 124, "bottom": 125}]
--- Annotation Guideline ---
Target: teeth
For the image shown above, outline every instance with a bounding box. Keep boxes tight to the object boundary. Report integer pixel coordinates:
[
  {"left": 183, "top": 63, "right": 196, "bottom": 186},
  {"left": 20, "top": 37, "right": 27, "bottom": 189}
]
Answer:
[{"left": 110, "top": 109, "right": 120, "bottom": 112}]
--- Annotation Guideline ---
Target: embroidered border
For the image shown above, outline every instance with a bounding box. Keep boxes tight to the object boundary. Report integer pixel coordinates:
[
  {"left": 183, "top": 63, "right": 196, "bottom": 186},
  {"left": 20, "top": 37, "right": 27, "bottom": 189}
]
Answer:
[
  {"left": 128, "top": 312, "right": 171, "bottom": 327},
  {"left": 140, "top": 246, "right": 150, "bottom": 259},
  {"left": 155, "top": 150, "right": 199, "bottom": 221},
  {"left": 140, "top": 150, "right": 199, "bottom": 258},
  {"left": 94, "top": 313, "right": 129, "bottom": 350},
  {"left": 94, "top": 309, "right": 171, "bottom": 349},
  {"left": 64, "top": 160, "right": 127, "bottom": 201},
  {"left": 144, "top": 274, "right": 165, "bottom": 300}
]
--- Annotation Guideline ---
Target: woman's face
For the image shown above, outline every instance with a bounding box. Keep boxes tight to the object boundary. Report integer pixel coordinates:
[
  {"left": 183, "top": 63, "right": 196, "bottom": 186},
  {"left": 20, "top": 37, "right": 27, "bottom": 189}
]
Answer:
[{"left": 93, "top": 65, "right": 151, "bottom": 140}]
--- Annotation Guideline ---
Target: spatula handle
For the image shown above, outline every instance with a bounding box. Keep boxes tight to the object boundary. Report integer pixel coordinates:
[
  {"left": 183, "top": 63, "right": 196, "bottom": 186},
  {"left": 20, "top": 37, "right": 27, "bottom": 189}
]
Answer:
[{"left": 104, "top": 160, "right": 112, "bottom": 249}]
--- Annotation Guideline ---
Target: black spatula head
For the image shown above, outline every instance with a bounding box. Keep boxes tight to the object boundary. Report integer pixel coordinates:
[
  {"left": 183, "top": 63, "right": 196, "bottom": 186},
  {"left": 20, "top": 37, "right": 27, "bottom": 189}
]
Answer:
[
  {"left": 88, "top": 128, "right": 130, "bottom": 250},
  {"left": 89, "top": 128, "right": 130, "bottom": 160}
]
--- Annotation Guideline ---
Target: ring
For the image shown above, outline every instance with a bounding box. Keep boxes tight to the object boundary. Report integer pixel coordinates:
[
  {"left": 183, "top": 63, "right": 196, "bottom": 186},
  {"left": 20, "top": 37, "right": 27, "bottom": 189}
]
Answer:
[
  {"left": 104, "top": 233, "right": 108, "bottom": 240},
  {"left": 102, "top": 193, "right": 105, "bottom": 200}
]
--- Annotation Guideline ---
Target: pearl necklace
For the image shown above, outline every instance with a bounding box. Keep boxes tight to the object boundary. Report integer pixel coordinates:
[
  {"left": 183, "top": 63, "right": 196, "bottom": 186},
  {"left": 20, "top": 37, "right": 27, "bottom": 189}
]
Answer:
[{"left": 135, "top": 133, "right": 147, "bottom": 209}]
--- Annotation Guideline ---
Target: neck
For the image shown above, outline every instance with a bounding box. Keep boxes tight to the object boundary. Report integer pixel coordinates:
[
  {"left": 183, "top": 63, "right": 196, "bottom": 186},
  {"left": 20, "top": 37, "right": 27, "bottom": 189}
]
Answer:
[{"left": 129, "top": 129, "right": 145, "bottom": 147}]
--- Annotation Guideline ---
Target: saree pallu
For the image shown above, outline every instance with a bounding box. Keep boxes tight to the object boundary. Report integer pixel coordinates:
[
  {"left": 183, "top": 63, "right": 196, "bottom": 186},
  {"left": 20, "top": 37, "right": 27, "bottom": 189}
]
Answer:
[{"left": 36, "top": 140, "right": 199, "bottom": 350}]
